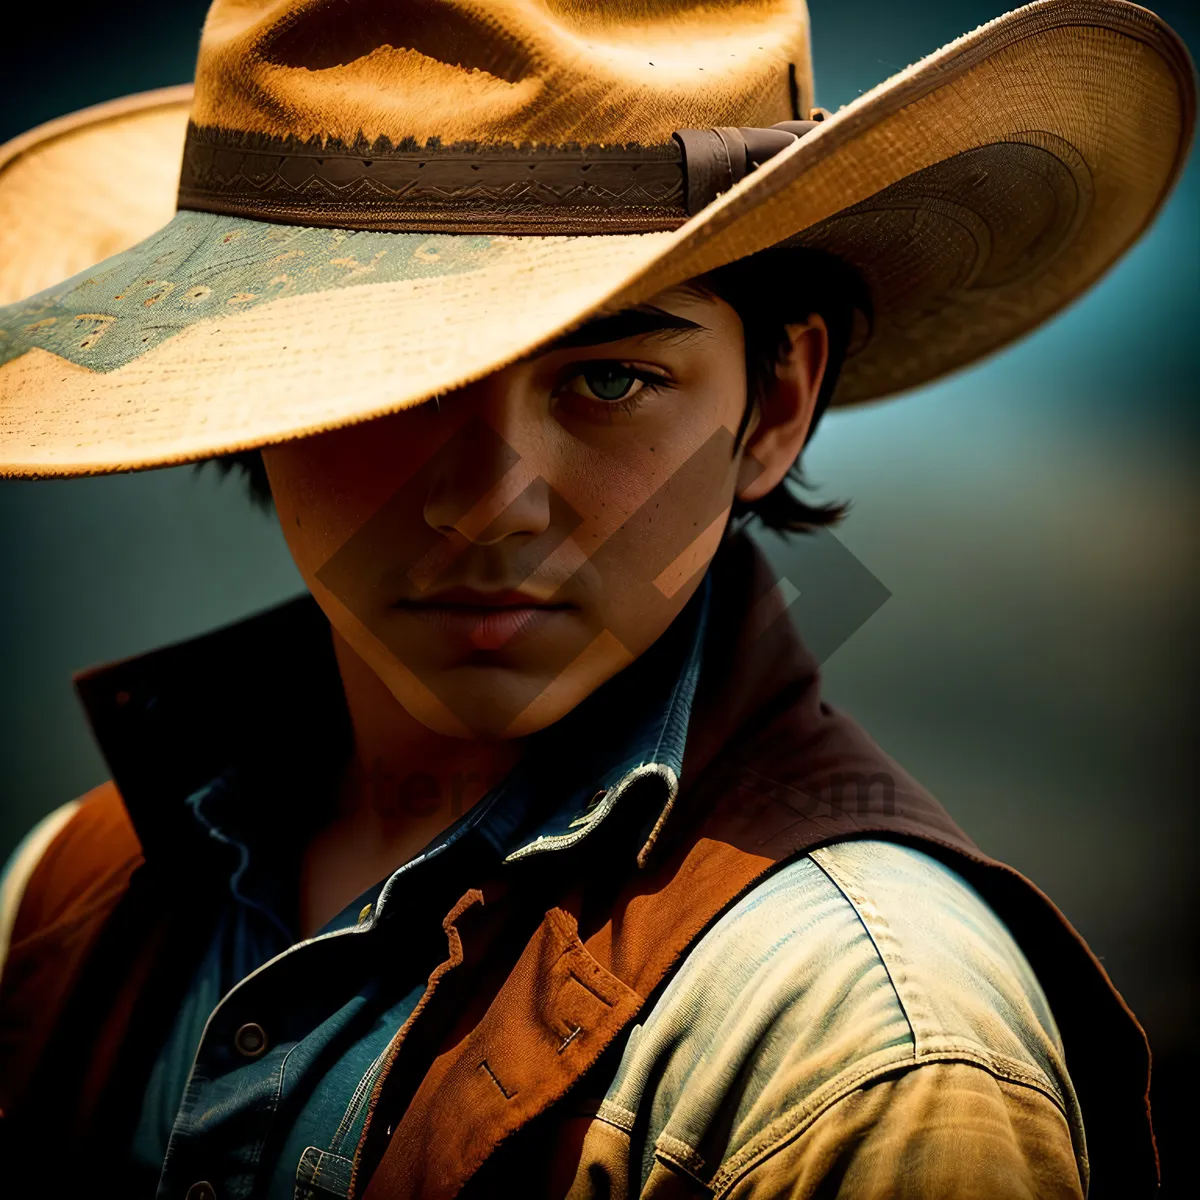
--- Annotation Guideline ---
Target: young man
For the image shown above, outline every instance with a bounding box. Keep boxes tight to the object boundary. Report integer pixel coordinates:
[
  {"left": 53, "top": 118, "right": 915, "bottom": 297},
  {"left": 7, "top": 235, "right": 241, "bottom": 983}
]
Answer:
[{"left": 0, "top": 1, "right": 1192, "bottom": 1197}]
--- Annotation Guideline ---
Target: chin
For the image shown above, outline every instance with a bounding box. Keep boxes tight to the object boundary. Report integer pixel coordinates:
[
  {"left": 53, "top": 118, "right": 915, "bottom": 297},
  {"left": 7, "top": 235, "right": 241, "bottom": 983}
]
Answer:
[{"left": 390, "top": 663, "right": 574, "bottom": 741}]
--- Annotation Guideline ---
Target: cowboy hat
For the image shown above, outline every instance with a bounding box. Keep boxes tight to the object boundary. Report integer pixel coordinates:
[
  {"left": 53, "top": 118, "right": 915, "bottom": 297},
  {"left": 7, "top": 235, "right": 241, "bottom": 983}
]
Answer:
[{"left": 0, "top": 0, "right": 1193, "bottom": 477}]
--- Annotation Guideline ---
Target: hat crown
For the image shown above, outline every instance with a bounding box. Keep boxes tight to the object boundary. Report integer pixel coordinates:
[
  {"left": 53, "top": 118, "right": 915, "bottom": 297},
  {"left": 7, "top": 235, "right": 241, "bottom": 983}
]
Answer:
[{"left": 193, "top": 0, "right": 813, "bottom": 146}]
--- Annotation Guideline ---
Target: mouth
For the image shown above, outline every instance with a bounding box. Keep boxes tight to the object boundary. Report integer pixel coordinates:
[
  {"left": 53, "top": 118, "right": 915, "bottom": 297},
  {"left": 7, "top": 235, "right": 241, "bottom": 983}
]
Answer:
[{"left": 392, "top": 587, "right": 575, "bottom": 651}]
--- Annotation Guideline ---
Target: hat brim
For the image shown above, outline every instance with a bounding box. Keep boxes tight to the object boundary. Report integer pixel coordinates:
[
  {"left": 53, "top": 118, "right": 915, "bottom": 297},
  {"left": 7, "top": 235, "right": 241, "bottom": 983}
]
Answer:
[{"left": 0, "top": 0, "right": 1193, "bottom": 477}]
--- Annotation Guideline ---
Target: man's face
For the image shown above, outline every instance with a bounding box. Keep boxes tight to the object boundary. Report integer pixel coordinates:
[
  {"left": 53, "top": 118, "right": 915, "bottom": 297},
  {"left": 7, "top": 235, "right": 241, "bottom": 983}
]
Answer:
[{"left": 263, "top": 283, "right": 822, "bottom": 739}]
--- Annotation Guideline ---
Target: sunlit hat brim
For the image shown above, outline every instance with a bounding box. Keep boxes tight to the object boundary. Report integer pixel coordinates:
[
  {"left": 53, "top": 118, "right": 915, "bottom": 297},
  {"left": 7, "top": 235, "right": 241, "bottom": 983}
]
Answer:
[{"left": 0, "top": 1, "right": 1193, "bottom": 477}]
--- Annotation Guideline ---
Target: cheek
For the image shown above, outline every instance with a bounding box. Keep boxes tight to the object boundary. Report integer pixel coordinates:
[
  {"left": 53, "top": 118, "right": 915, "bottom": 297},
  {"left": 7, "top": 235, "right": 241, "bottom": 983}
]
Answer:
[
  {"left": 263, "top": 444, "right": 358, "bottom": 580},
  {"left": 548, "top": 372, "right": 744, "bottom": 653},
  {"left": 263, "top": 415, "right": 445, "bottom": 577},
  {"left": 557, "top": 370, "right": 746, "bottom": 544}
]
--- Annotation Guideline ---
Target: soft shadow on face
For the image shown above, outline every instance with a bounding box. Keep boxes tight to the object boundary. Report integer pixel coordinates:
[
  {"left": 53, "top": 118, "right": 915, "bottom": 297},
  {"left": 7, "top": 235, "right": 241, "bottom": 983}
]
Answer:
[{"left": 263, "top": 285, "right": 753, "bottom": 739}]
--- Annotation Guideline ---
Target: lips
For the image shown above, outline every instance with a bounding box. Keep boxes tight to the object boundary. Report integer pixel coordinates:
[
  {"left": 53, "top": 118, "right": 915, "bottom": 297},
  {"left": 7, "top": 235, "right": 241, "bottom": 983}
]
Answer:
[{"left": 393, "top": 587, "right": 574, "bottom": 650}]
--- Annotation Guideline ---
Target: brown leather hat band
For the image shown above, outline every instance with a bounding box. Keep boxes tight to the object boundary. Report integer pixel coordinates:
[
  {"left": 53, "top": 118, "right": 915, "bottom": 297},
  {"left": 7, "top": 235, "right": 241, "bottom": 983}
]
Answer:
[{"left": 176, "top": 120, "right": 820, "bottom": 234}]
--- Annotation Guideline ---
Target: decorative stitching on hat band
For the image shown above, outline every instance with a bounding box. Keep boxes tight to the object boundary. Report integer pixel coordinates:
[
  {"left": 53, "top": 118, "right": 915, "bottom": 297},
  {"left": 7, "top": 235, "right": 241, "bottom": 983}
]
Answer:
[
  {"left": 175, "top": 121, "right": 822, "bottom": 233},
  {"left": 177, "top": 124, "right": 689, "bottom": 233}
]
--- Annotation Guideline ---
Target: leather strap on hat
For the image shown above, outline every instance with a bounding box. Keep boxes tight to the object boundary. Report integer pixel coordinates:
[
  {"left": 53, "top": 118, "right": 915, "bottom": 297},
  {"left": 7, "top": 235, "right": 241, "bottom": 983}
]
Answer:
[
  {"left": 674, "top": 119, "right": 824, "bottom": 215},
  {"left": 175, "top": 118, "right": 824, "bottom": 235}
]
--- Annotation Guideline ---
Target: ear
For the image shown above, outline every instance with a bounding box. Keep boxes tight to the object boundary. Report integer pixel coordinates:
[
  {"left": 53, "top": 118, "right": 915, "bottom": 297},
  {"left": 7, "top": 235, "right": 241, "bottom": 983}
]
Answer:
[{"left": 735, "top": 316, "right": 829, "bottom": 504}]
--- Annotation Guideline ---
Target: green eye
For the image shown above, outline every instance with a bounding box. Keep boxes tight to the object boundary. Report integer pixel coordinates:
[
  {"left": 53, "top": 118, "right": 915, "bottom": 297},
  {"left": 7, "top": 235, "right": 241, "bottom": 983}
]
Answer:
[
  {"left": 573, "top": 364, "right": 640, "bottom": 401},
  {"left": 558, "top": 361, "right": 670, "bottom": 415}
]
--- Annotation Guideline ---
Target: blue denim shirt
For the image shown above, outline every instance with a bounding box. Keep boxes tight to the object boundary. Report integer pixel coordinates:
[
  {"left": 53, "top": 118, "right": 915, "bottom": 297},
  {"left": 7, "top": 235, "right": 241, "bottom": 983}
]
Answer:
[{"left": 127, "top": 574, "right": 712, "bottom": 1199}]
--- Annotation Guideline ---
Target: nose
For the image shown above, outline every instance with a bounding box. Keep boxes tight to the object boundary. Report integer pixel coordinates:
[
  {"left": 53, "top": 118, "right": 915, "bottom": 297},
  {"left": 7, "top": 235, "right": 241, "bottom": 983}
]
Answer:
[{"left": 422, "top": 393, "right": 552, "bottom": 547}]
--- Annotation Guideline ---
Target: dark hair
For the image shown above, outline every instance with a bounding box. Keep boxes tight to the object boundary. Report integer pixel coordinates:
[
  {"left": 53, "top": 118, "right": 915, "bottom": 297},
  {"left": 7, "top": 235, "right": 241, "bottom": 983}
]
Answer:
[
  {"left": 697, "top": 244, "right": 869, "bottom": 533},
  {"left": 199, "top": 245, "right": 868, "bottom": 534}
]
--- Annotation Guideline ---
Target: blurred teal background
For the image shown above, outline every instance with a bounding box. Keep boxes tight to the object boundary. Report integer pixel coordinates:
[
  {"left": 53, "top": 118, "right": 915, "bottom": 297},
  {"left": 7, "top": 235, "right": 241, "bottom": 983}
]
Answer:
[{"left": 1, "top": 0, "right": 1196, "bottom": 1188}]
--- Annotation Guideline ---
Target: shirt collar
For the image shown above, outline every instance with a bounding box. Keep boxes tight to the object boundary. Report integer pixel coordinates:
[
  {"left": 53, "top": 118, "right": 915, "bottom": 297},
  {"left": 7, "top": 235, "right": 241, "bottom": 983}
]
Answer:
[
  {"left": 75, "top": 569, "right": 711, "bottom": 893},
  {"left": 465, "top": 566, "right": 709, "bottom": 864}
]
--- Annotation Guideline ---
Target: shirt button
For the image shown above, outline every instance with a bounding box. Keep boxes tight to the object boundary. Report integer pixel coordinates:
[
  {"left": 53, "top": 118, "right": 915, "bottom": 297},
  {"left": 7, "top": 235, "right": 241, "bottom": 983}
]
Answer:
[
  {"left": 234, "top": 1022, "right": 268, "bottom": 1058},
  {"left": 185, "top": 1183, "right": 216, "bottom": 1200}
]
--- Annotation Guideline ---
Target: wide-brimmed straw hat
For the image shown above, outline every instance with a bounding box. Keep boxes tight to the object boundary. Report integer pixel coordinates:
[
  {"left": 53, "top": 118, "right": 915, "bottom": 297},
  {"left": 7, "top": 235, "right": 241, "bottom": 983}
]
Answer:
[{"left": 0, "top": 0, "right": 1193, "bottom": 477}]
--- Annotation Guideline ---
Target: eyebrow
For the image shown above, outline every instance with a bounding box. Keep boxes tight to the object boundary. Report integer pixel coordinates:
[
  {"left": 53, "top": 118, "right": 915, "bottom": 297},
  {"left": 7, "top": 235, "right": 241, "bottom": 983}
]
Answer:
[{"left": 541, "top": 304, "right": 709, "bottom": 352}]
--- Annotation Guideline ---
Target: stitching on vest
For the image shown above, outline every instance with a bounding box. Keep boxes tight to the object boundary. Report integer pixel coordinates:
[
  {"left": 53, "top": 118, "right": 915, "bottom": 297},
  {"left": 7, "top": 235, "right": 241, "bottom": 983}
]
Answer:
[
  {"left": 478, "top": 1058, "right": 515, "bottom": 1100},
  {"left": 566, "top": 968, "right": 616, "bottom": 1008}
]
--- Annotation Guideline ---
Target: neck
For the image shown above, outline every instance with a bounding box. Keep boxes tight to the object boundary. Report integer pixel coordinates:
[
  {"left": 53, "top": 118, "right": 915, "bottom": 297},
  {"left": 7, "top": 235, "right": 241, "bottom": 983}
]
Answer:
[{"left": 328, "top": 629, "right": 524, "bottom": 843}]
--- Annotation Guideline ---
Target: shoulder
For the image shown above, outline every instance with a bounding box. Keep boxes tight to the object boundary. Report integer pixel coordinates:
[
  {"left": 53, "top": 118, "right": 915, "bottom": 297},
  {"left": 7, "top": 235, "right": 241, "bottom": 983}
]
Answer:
[
  {"left": 0, "top": 781, "right": 141, "bottom": 978},
  {"left": 599, "top": 838, "right": 1084, "bottom": 1192},
  {"left": 802, "top": 839, "right": 1071, "bottom": 1088}
]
